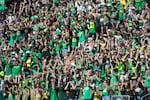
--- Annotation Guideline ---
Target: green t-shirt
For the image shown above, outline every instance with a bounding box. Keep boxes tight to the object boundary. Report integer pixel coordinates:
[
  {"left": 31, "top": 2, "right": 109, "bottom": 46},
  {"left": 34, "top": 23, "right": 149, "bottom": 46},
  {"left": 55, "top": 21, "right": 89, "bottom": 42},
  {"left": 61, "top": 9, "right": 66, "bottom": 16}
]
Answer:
[
  {"left": 139, "top": 0, "right": 145, "bottom": 8},
  {"left": 76, "top": 59, "right": 82, "bottom": 69},
  {"left": 78, "top": 31, "right": 85, "bottom": 42},
  {"left": 55, "top": 44, "right": 60, "bottom": 53},
  {"left": 31, "top": 69, "right": 37, "bottom": 74},
  {"left": 50, "top": 88, "right": 58, "bottom": 100},
  {"left": 115, "top": 63, "right": 125, "bottom": 72},
  {"left": 144, "top": 77, "right": 150, "bottom": 88},
  {"left": 69, "top": 6, "right": 76, "bottom": 15},
  {"left": 70, "top": 19, "right": 76, "bottom": 28},
  {"left": 31, "top": 55, "right": 38, "bottom": 63},
  {"left": 0, "top": 0, "right": 6, "bottom": 11},
  {"left": 128, "top": 61, "right": 135, "bottom": 70},
  {"left": 62, "top": 42, "right": 67, "bottom": 49},
  {"left": 99, "top": 85, "right": 105, "bottom": 91},
  {"left": 83, "top": 86, "right": 91, "bottom": 99},
  {"left": 119, "top": 9, "right": 124, "bottom": 20},
  {"left": 110, "top": 74, "right": 117, "bottom": 88},
  {"left": 93, "top": 76, "right": 100, "bottom": 86},
  {"left": 138, "top": 62, "right": 146, "bottom": 73},
  {"left": 89, "top": 21, "right": 95, "bottom": 34},
  {"left": 32, "top": 24, "right": 40, "bottom": 31},
  {"left": 0, "top": 90, "right": 4, "bottom": 100},
  {"left": 102, "top": 88, "right": 109, "bottom": 96},
  {"left": 9, "top": 34, "right": 14, "bottom": 45},
  {"left": 12, "top": 65, "right": 21, "bottom": 78},
  {"left": 1, "top": 56, "right": 7, "bottom": 66},
  {"left": 50, "top": 48, "right": 55, "bottom": 55},
  {"left": 128, "top": 21, "right": 133, "bottom": 27},
  {"left": 117, "top": 2, "right": 121, "bottom": 10},
  {"left": 72, "top": 37, "right": 77, "bottom": 47},
  {"left": 135, "top": 0, "right": 141, "bottom": 2},
  {"left": 37, "top": 52, "right": 41, "bottom": 58},
  {"left": 31, "top": 15, "right": 38, "bottom": 20},
  {"left": 8, "top": 92, "right": 14, "bottom": 100},
  {"left": 5, "top": 64, "right": 11, "bottom": 75},
  {"left": 15, "top": 31, "right": 22, "bottom": 41},
  {"left": 0, "top": 65, "right": 3, "bottom": 72},
  {"left": 79, "top": 20, "right": 85, "bottom": 30},
  {"left": 55, "top": 28, "right": 61, "bottom": 34},
  {"left": 101, "top": 66, "right": 105, "bottom": 76},
  {"left": 131, "top": 42, "right": 136, "bottom": 48}
]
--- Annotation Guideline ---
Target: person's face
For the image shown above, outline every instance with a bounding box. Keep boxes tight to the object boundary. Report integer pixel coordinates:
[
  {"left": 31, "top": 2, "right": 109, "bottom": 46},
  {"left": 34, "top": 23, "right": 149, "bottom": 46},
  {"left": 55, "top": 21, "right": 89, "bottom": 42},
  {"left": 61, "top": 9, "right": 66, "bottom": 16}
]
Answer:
[{"left": 141, "top": 58, "right": 144, "bottom": 61}]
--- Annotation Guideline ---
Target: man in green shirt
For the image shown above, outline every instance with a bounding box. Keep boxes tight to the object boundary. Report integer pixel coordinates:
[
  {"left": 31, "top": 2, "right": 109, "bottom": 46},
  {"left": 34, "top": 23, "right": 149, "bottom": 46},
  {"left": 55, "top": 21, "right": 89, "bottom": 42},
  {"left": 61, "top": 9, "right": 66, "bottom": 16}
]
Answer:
[
  {"left": 119, "top": 8, "right": 124, "bottom": 21},
  {"left": 110, "top": 73, "right": 118, "bottom": 89},
  {"left": 55, "top": 42, "right": 61, "bottom": 55},
  {"left": 4, "top": 64, "right": 12, "bottom": 81},
  {"left": 77, "top": 29, "right": 85, "bottom": 49},
  {"left": 88, "top": 20, "right": 96, "bottom": 36},
  {"left": 61, "top": 39, "right": 68, "bottom": 56},
  {"left": 0, "top": 0, "right": 6, "bottom": 11},
  {"left": 134, "top": 0, "right": 141, "bottom": 10},
  {"left": 83, "top": 86, "right": 91, "bottom": 100},
  {"left": 101, "top": 86, "right": 110, "bottom": 100},
  {"left": 71, "top": 34, "right": 78, "bottom": 48},
  {"left": 12, "top": 65, "right": 21, "bottom": 83}
]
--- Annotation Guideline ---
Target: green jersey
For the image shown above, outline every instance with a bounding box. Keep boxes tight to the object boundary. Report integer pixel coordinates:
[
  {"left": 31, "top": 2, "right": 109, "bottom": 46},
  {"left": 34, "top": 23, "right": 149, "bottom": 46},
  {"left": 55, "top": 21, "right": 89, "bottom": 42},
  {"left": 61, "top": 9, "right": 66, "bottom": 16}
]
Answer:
[
  {"left": 8, "top": 92, "right": 14, "bottom": 100},
  {"left": 0, "top": 0, "right": 6, "bottom": 11},
  {"left": 89, "top": 21, "right": 95, "bottom": 34},
  {"left": 55, "top": 44, "right": 60, "bottom": 53},
  {"left": 83, "top": 86, "right": 91, "bottom": 99},
  {"left": 78, "top": 31, "right": 85, "bottom": 42},
  {"left": 144, "top": 76, "right": 150, "bottom": 88},
  {"left": 50, "top": 88, "right": 58, "bottom": 100},
  {"left": 110, "top": 74, "right": 117, "bottom": 88},
  {"left": 119, "top": 9, "right": 124, "bottom": 20},
  {"left": 9, "top": 34, "right": 14, "bottom": 45},
  {"left": 5, "top": 64, "right": 11, "bottom": 75},
  {"left": 12, "top": 65, "right": 21, "bottom": 78},
  {"left": 72, "top": 37, "right": 77, "bottom": 47}
]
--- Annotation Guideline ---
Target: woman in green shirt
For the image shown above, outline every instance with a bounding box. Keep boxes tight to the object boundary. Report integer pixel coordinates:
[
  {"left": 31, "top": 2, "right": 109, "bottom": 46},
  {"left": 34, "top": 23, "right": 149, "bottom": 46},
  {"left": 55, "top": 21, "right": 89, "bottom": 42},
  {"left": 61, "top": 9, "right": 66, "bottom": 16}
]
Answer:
[{"left": 77, "top": 29, "right": 85, "bottom": 49}]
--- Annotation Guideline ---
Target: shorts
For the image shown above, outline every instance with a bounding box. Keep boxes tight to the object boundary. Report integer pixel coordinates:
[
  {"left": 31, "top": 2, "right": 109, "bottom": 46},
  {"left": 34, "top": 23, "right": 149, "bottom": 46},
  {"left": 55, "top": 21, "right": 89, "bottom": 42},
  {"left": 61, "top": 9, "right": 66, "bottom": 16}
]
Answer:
[
  {"left": 61, "top": 48, "right": 67, "bottom": 56},
  {"left": 4, "top": 75, "right": 12, "bottom": 81}
]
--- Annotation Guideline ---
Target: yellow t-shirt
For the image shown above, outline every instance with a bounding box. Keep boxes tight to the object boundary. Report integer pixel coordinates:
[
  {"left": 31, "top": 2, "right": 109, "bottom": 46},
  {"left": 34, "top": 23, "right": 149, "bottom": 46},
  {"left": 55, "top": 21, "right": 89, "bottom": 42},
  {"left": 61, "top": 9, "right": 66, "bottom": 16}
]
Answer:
[
  {"left": 26, "top": 58, "right": 31, "bottom": 67},
  {"left": 90, "top": 22, "right": 94, "bottom": 28},
  {"left": 36, "top": 93, "right": 41, "bottom": 100},
  {"left": 43, "top": 92, "right": 48, "bottom": 99}
]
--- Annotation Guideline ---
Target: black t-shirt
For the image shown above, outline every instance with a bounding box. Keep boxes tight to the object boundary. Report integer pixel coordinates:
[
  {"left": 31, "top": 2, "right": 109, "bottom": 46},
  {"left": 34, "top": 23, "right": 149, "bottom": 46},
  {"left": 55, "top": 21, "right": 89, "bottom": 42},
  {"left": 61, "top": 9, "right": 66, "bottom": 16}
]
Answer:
[{"left": 67, "top": 88, "right": 79, "bottom": 100}]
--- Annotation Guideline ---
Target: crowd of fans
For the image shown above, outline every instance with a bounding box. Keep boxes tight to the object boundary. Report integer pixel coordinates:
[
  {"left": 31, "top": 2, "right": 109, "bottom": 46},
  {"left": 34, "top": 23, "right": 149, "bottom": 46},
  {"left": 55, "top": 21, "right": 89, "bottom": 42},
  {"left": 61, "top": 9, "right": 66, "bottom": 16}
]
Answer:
[{"left": 0, "top": 0, "right": 150, "bottom": 100}]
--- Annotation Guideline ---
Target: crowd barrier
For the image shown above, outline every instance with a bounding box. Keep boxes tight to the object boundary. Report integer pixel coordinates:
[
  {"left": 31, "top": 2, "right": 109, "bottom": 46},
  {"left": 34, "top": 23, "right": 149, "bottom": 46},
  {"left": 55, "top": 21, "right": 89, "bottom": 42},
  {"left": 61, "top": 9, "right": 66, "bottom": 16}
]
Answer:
[
  {"left": 110, "top": 94, "right": 150, "bottom": 100},
  {"left": 111, "top": 95, "right": 130, "bottom": 100},
  {"left": 141, "top": 93, "right": 150, "bottom": 100}
]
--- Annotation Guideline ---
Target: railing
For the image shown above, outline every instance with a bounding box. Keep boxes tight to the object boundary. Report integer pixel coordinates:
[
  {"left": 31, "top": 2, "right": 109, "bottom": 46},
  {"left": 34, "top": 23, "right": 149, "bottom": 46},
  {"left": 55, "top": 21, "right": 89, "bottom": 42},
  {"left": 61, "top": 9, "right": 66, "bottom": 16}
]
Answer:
[
  {"left": 141, "top": 93, "right": 150, "bottom": 100},
  {"left": 111, "top": 95, "right": 130, "bottom": 100}
]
